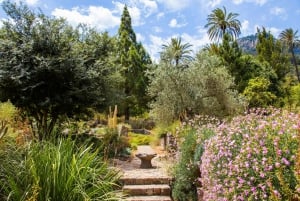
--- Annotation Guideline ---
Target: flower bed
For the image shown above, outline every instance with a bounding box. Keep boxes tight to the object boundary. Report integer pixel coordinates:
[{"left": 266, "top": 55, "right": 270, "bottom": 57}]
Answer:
[{"left": 200, "top": 108, "right": 300, "bottom": 200}]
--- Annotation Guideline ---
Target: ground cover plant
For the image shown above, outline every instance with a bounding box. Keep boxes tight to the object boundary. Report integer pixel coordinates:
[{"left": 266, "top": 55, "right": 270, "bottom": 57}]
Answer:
[
  {"left": 0, "top": 137, "right": 123, "bottom": 201},
  {"left": 200, "top": 108, "right": 300, "bottom": 200},
  {"left": 128, "top": 132, "right": 154, "bottom": 150},
  {"left": 171, "top": 115, "right": 220, "bottom": 201}
]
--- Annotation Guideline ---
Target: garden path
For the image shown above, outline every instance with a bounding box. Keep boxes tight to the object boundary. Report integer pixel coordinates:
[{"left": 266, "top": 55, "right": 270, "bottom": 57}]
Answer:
[{"left": 111, "top": 145, "right": 174, "bottom": 201}]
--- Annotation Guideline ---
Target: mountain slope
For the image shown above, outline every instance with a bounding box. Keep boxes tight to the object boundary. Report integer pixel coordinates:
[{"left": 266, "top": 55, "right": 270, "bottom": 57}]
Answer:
[{"left": 237, "top": 35, "right": 300, "bottom": 55}]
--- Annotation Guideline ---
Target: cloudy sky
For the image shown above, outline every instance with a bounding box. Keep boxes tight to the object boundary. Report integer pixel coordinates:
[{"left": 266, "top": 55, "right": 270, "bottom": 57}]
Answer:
[{"left": 0, "top": 0, "right": 299, "bottom": 60}]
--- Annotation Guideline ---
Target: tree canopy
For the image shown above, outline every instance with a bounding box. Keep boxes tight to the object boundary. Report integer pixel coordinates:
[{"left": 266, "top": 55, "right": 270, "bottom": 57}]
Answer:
[
  {"left": 0, "top": 1, "right": 104, "bottom": 140},
  {"left": 279, "top": 28, "right": 300, "bottom": 82},
  {"left": 205, "top": 6, "right": 241, "bottom": 42},
  {"left": 161, "top": 37, "right": 193, "bottom": 67},
  {"left": 148, "top": 51, "right": 244, "bottom": 124},
  {"left": 116, "top": 5, "right": 151, "bottom": 121}
]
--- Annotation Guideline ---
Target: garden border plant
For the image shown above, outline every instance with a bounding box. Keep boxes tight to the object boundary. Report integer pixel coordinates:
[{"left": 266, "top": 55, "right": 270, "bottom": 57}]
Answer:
[
  {"left": 200, "top": 108, "right": 300, "bottom": 200},
  {"left": 0, "top": 137, "right": 123, "bottom": 201}
]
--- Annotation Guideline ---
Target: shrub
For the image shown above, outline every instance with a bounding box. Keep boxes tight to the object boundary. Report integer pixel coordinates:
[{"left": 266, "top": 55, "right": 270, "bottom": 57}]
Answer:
[
  {"left": 148, "top": 51, "right": 244, "bottom": 125},
  {"left": 0, "top": 138, "right": 123, "bottom": 201},
  {"left": 290, "top": 84, "right": 300, "bottom": 108},
  {"left": 243, "top": 77, "right": 277, "bottom": 108},
  {"left": 128, "top": 132, "right": 154, "bottom": 149},
  {"left": 172, "top": 128, "right": 200, "bottom": 201},
  {"left": 200, "top": 108, "right": 300, "bottom": 200},
  {"left": 96, "top": 128, "right": 129, "bottom": 159},
  {"left": 171, "top": 116, "right": 218, "bottom": 201},
  {"left": 129, "top": 117, "right": 155, "bottom": 130},
  {"left": 62, "top": 120, "right": 130, "bottom": 159}
]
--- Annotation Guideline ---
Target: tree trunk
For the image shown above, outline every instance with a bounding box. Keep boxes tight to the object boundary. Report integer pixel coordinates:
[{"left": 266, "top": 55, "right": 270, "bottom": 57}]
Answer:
[
  {"left": 291, "top": 49, "right": 300, "bottom": 82},
  {"left": 124, "top": 78, "right": 130, "bottom": 122},
  {"left": 124, "top": 105, "right": 130, "bottom": 122}
]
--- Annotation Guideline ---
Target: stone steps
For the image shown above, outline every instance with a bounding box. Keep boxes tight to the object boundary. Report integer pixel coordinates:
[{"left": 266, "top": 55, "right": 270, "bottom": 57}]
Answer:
[
  {"left": 121, "top": 169, "right": 173, "bottom": 200},
  {"left": 116, "top": 145, "right": 173, "bottom": 201},
  {"left": 123, "top": 184, "right": 171, "bottom": 196},
  {"left": 120, "top": 177, "right": 172, "bottom": 185},
  {"left": 125, "top": 195, "right": 172, "bottom": 201}
]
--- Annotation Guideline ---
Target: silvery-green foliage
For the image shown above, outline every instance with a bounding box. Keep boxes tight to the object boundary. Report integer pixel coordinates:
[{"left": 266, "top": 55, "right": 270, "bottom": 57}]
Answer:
[{"left": 148, "top": 51, "right": 245, "bottom": 124}]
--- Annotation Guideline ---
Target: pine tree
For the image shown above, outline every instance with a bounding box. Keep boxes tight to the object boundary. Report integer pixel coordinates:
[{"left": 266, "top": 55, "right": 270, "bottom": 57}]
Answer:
[
  {"left": 117, "top": 5, "right": 151, "bottom": 121},
  {"left": 256, "top": 27, "right": 290, "bottom": 105}
]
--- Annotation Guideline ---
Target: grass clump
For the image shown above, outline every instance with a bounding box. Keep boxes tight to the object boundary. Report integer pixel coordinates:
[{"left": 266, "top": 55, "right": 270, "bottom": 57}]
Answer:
[
  {"left": 0, "top": 101, "right": 17, "bottom": 141},
  {"left": 0, "top": 138, "right": 123, "bottom": 201}
]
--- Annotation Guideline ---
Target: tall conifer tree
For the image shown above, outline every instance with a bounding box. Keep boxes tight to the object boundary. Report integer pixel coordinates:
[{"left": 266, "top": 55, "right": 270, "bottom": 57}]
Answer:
[{"left": 117, "top": 5, "right": 151, "bottom": 121}]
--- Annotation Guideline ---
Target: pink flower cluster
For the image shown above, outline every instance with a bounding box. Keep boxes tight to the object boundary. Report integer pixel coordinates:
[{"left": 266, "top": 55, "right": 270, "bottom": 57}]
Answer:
[{"left": 199, "top": 108, "right": 299, "bottom": 200}]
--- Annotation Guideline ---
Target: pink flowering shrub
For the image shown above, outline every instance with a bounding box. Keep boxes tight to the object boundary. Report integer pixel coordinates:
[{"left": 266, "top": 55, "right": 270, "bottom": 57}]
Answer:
[{"left": 200, "top": 108, "right": 300, "bottom": 200}]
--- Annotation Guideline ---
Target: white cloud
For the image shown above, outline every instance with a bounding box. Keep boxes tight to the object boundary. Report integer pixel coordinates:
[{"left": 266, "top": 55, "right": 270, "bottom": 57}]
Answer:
[
  {"left": 52, "top": 6, "right": 120, "bottom": 31},
  {"left": 232, "top": 0, "right": 243, "bottom": 4},
  {"left": 25, "top": 0, "right": 38, "bottom": 6},
  {"left": 270, "top": 7, "right": 287, "bottom": 19},
  {"left": 153, "top": 26, "right": 163, "bottom": 33},
  {"left": 157, "top": 0, "right": 191, "bottom": 11},
  {"left": 156, "top": 12, "right": 165, "bottom": 19},
  {"left": 241, "top": 20, "right": 250, "bottom": 35},
  {"left": 146, "top": 35, "right": 166, "bottom": 62},
  {"left": 51, "top": 1, "right": 148, "bottom": 31},
  {"left": 270, "top": 7, "right": 285, "bottom": 15},
  {"left": 181, "top": 32, "right": 210, "bottom": 53},
  {"left": 199, "top": 0, "right": 222, "bottom": 10},
  {"left": 112, "top": 1, "right": 144, "bottom": 26},
  {"left": 136, "top": 33, "right": 145, "bottom": 42},
  {"left": 145, "top": 29, "right": 211, "bottom": 62},
  {"left": 129, "top": 0, "right": 158, "bottom": 17},
  {"left": 255, "top": 0, "right": 267, "bottom": 5},
  {"left": 232, "top": 0, "right": 268, "bottom": 6},
  {"left": 128, "top": 6, "right": 143, "bottom": 26},
  {"left": 208, "top": 0, "right": 223, "bottom": 8},
  {"left": 168, "top": 18, "right": 186, "bottom": 28},
  {"left": 268, "top": 27, "right": 281, "bottom": 37},
  {"left": 112, "top": 1, "right": 124, "bottom": 13},
  {"left": 169, "top": 19, "right": 178, "bottom": 28},
  {"left": 188, "top": 27, "right": 211, "bottom": 49},
  {"left": 0, "top": 0, "right": 39, "bottom": 6}
]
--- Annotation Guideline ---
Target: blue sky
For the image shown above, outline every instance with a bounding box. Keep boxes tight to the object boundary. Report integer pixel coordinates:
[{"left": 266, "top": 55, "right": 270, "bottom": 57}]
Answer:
[{"left": 0, "top": 0, "right": 299, "bottom": 60}]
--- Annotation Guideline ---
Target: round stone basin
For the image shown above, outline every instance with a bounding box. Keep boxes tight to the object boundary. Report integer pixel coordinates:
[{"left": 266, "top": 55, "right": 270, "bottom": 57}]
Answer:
[{"left": 135, "top": 153, "right": 157, "bottom": 169}]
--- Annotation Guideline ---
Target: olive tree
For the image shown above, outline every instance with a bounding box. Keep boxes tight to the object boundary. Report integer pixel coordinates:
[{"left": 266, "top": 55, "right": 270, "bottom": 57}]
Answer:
[
  {"left": 148, "top": 51, "right": 245, "bottom": 124},
  {"left": 0, "top": 2, "right": 104, "bottom": 140}
]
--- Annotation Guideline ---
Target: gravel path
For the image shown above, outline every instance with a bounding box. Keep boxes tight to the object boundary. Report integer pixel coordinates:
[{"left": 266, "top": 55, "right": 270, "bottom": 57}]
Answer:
[{"left": 110, "top": 145, "right": 173, "bottom": 179}]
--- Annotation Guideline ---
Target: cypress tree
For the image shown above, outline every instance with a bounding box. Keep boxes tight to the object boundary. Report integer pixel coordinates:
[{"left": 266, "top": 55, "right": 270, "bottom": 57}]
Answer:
[{"left": 117, "top": 5, "right": 151, "bottom": 121}]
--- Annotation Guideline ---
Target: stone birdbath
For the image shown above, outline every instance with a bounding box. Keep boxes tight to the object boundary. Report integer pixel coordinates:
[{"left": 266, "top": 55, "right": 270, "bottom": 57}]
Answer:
[
  {"left": 135, "top": 153, "right": 157, "bottom": 168},
  {"left": 135, "top": 145, "right": 157, "bottom": 169}
]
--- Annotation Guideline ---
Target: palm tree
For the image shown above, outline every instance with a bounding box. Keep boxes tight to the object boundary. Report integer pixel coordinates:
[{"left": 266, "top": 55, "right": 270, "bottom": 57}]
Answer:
[
  {"left": 205, "top": 6, "right": 241, "bottom": 42},
  {"left": 160, "top": 37, "right": 193, "bottom": 67},
  {"left": 203, "top": 43, "right": 220, "bottom": 55},
  {"left": 279, "top": 28, "right": 300, "bottom": 82}
]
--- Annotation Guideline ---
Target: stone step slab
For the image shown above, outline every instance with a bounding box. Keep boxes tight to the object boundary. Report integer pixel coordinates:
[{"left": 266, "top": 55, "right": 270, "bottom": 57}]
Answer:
[
  {"left": 121, "top": 176, "right": 172, "bottom": 185},
  {"left": 125, "top": 195, "right": 172, "bottom": 201},
  {"left": 123, "top": 184, "right": 171, "bottom": 196}
]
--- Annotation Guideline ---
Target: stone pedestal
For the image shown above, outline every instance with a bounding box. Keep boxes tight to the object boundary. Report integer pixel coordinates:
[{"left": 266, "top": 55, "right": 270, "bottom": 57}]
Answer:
[{"left": 135, "top": 153, "right": 157, "bottom": 168}]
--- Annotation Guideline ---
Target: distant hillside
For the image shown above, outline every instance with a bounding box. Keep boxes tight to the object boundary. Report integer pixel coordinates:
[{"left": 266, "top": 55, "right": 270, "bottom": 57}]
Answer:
[
  {"left": 237, "top": 35, "right": 300, "bottom": 55},
  {"left": 237, "top": 35, "right": 257, "bottom": 54}
]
